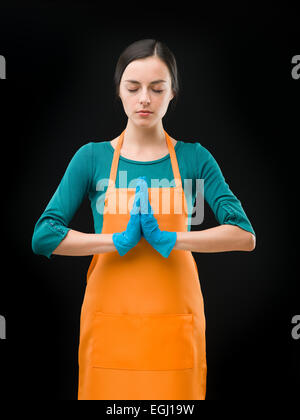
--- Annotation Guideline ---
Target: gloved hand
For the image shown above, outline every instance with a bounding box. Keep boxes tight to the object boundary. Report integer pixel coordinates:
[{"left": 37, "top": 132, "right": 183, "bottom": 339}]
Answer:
[
  {"left": 112, "top": 182, "right": 142, "bottom": 256},
  {"left": 139, "top": 176, "right": 177, "bottom": 258}
]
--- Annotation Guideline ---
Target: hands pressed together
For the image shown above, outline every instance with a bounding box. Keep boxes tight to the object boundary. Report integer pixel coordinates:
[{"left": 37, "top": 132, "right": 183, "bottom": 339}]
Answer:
[{"left": 112, "top": 176, "right": 177, "bottom": 258}]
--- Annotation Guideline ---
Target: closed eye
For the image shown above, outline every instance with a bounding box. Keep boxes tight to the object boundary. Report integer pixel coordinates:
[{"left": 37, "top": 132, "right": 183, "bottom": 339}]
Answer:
[{"left": 127, "top": 88, "right": 164, "bottom": 93}]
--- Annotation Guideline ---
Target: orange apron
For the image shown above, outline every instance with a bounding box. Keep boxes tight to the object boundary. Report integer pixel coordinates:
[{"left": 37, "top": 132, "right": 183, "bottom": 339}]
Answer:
[{"left": 77, "top": 130, "right": 207, "bottom": 400}]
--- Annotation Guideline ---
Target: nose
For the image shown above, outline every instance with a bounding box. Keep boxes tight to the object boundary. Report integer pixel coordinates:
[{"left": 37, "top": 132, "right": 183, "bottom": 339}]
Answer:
[{"left": 139, "top": 87, "right": 151, "bottom": 105}]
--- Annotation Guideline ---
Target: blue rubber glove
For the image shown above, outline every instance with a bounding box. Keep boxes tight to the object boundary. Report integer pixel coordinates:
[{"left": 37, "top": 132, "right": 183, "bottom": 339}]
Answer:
[
  {"left": 139, "top": 176, "right": 177, "bottom": 258},
  {"left": 112, "top": 182, "right": 142, "bottom": 256}
]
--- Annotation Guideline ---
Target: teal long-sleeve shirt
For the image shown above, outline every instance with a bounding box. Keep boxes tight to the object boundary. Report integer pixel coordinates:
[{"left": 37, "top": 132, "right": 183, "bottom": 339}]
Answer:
[{"left": 32, "top": 139, "right": 255, "bottom": 259}]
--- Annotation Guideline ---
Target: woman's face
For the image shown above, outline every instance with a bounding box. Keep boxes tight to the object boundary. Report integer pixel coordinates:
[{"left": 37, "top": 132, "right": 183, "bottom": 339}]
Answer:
[{"left": 119, "top": 56, "right": 174, "bottom": 128}]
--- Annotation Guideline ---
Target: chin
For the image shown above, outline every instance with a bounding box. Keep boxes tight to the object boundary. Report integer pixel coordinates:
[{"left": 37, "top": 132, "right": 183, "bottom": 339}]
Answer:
[{"left": 133, "top": 116, "right": 157, "bottom": 128}]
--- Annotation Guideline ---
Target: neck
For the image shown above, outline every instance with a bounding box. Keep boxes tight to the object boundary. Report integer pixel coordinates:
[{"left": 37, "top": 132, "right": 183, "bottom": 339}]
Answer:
[{"left": 122, "top": 120, "right": 166, "bottom": 151}]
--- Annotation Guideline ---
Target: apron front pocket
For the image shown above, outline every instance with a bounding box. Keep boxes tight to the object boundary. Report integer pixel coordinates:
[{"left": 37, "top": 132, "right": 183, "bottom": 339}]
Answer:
[{"left": 91, "top": 312, "right": 194, "bottom": 370}]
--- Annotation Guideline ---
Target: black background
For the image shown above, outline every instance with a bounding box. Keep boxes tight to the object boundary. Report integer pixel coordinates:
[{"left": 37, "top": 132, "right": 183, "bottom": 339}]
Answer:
[{"left": 0, "top": 1, "right": 299, "bottom": 401}]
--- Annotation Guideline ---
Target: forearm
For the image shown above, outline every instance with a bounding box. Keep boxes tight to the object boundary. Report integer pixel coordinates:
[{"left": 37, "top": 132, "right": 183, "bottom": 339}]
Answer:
[
  {"left": 52, "top": 229, "right": 116, "bottom": 256},
  {"left": 174, "top": 225, "right": 256, "bottom": 253}
]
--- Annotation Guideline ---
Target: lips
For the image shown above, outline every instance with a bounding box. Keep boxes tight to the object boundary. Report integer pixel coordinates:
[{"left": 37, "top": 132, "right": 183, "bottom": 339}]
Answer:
[{"left": 137, "top": 110, "right": 153, "bottom": 113}]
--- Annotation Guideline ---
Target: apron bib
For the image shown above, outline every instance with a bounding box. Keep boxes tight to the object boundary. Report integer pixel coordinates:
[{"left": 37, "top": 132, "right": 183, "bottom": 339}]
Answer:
[{"left": 78, "top": 130, "right": 207, "bottom": 400}]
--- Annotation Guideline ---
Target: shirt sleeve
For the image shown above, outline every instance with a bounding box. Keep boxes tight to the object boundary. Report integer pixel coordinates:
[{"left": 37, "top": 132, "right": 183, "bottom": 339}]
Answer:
[
  {"left": 31, "top": 142, "right": 94, "bottom": 259},
  {"left": 196, "top": 143, "right": 255, "bottom": 236}
]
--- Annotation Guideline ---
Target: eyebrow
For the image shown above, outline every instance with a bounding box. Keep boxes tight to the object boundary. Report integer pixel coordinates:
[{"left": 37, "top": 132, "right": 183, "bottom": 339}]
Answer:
[{"left": 124, "top": 79, "right": 167, "bottom": 84}]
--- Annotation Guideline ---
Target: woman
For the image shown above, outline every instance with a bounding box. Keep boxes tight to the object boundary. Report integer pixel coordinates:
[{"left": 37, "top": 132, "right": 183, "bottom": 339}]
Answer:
[{"left": 32, "top": 39, "right": 256, "bottom": 400}]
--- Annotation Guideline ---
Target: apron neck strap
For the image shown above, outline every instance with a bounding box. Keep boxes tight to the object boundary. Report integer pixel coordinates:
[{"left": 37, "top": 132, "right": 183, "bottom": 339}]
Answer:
[{"left": 108, "top": 129, "right": 182, "bottom": 191}]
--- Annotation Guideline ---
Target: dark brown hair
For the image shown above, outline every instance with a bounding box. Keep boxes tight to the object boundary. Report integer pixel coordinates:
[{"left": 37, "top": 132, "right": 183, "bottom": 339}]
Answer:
[{"left": 114, "top": 39, "right": 179, "bottom": 107}]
